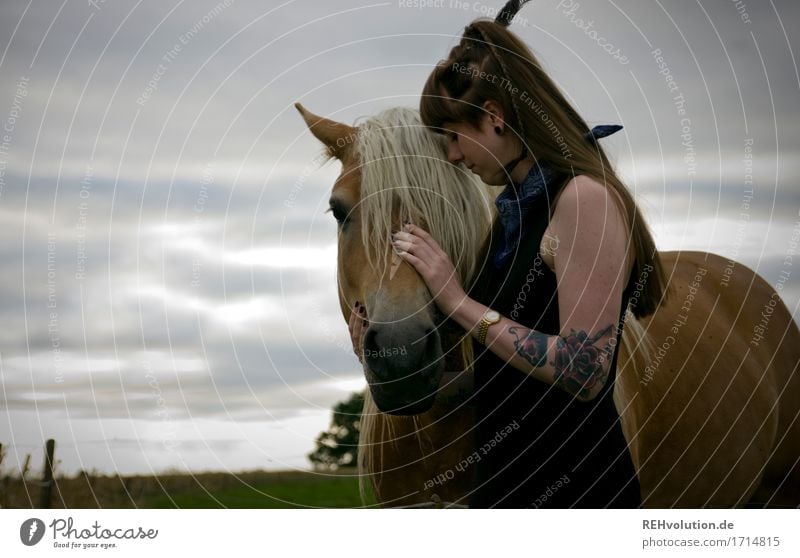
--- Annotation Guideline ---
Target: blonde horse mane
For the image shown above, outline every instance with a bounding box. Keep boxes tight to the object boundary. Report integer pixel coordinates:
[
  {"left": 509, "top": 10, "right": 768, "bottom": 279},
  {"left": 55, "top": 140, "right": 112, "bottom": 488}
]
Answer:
[
  {"left": 353, "top": 106, "right": 655, "bottom": 505},
  {"left": 356, "top": 106, "right": 494, "bottom": 286}
]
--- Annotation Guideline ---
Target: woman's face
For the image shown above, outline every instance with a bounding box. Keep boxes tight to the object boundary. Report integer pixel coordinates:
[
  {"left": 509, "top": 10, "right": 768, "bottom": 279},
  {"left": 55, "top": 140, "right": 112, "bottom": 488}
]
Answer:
[{"left": 440, "top": 109, "right": 520, "bottom": 186}]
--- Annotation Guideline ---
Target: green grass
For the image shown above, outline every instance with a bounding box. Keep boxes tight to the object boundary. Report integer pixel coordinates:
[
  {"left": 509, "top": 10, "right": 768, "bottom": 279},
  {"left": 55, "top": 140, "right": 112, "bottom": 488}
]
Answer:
[
  {"left": 2, "top": 468, "right": 377, "bottom": 509},
  {"left": 143, "top": 473, "right": 373, "bottom": 508}
]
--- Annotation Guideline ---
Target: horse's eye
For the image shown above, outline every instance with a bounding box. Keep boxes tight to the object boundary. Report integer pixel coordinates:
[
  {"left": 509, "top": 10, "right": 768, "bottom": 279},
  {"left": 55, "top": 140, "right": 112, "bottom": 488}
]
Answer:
[
  {"left": 333, "top": 208, "right": 348, "bottom": 225},
  {"left": 326, "top": 204, "right": 350, "bottom": 228}
]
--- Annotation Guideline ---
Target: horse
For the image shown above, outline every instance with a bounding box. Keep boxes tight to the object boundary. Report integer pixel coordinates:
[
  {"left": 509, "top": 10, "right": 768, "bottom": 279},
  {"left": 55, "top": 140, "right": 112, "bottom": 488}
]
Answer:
[{"left": 294, "top": 103, "right": 800, "bottom": 508}]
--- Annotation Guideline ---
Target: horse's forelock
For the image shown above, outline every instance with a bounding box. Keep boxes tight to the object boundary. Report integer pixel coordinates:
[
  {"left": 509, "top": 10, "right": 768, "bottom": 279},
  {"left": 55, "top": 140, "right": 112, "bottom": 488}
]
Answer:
[{"left": 354, "top": 107, "right": 493, "bottom": 286}]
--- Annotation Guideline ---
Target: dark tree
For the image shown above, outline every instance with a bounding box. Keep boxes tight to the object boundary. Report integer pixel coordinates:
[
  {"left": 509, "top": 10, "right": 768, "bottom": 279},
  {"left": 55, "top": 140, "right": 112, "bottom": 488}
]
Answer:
[{"left": 308, "top": 391, "right": 364, "bottom": 470}]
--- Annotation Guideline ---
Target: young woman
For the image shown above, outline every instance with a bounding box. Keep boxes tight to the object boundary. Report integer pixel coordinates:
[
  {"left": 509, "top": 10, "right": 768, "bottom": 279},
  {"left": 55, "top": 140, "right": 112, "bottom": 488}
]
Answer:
[{"left": 350, "top": 1, "right": 668, "bottom": 508}]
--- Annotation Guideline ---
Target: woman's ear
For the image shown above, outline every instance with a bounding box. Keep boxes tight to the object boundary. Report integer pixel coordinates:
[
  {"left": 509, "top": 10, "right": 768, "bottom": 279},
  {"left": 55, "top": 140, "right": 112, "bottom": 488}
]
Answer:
[{"left": 481, "top": 100, "right": 505, "bottom": 127}]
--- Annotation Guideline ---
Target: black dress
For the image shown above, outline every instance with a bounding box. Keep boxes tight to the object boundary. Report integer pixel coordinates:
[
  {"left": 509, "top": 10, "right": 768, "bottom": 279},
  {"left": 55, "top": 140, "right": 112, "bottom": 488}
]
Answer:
[{"left": 466, "top": 164, "right": 642, "bottom": 509}]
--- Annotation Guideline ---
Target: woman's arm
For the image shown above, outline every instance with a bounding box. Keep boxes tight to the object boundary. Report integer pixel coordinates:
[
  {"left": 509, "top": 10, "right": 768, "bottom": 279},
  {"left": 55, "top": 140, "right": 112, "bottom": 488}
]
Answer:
[
  {"left": 394, "top": 175, "right": 633, "bottom": 402},
  {"left": 447, "top": 295, "right": 618, "bottom": 402}
]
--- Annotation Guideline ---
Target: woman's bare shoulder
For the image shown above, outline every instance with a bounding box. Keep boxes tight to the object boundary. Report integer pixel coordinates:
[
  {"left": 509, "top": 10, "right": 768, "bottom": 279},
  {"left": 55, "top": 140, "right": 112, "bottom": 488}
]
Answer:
[{"left": 541, "top": 175, "right": 633, "bottom": 275}]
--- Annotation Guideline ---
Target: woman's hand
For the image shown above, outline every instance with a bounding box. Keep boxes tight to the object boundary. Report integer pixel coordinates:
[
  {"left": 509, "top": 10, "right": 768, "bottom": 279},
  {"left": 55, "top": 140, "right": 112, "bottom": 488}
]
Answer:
[
  {"left": 348, "top": 301, "right": 368, "bottom": 363},
  {"left": 392, "top": 223, "right": 468, "bottom": 316}
]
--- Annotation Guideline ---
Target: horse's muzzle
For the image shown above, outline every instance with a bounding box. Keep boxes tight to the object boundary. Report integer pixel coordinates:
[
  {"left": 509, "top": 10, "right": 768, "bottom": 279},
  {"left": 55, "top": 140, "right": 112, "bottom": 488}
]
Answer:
[{"left": 362, "top": 322, "right": 444, "bottom": 416}]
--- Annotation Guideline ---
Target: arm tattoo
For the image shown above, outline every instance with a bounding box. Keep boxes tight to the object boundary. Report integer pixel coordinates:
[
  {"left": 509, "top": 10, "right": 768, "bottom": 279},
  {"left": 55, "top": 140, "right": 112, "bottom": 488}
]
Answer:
[
  {"left": 509, "top": 324, "right": 616, "bottom": 400},
  {"left": 553, "top": 324, "right": 615, "bottom": 400},
  {"left": 508, "top": 326, "right": 550, "bottom": 369}
]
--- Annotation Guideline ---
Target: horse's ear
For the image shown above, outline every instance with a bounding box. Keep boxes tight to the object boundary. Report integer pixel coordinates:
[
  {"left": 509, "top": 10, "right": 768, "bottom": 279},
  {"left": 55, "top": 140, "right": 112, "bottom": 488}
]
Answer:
[{"left": 294, "top": 102, "right": 357, "bottom": 160}]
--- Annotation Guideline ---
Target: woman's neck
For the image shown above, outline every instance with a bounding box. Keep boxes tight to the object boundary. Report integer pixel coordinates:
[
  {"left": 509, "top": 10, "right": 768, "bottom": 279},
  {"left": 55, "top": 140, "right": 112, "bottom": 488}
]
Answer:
[{"left": 509, "top": 155, "right": 537, "bottom": 185}]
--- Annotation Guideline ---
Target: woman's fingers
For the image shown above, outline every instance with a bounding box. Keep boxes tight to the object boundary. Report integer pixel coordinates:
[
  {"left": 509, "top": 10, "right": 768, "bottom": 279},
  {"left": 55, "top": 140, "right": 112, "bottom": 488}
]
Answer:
[
  {"left": 348, "top": 303, "right": 358, "bottom": 334},
  {"left": 402, "top": 223, "right": 436, "bottom": 251},
  {"left": 395, "top": 248, "right": 427, "bottom": 273},
  {"left": 349, "top": 302, "right": 368, "bottom": 362},
  {"left": 353, "top": 306, "right": 365, "bottom": 351},
  {"left": 392, "top": 238, "right": 426, "bottom": 258},
  {"left": 392, "top": 231, "right": 435, "bottom": 262}
]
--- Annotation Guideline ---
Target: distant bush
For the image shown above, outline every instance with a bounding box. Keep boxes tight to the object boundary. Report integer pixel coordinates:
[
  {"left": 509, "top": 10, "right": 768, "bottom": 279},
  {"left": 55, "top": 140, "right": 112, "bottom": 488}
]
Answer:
[{"left": 308, "top": 391, "right": 364, "bottom": 470}]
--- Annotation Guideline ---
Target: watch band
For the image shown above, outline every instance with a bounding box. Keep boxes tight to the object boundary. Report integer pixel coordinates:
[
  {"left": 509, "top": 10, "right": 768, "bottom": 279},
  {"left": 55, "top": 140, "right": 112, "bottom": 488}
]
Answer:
[
  {"left": 477, "top": 318, "right": 491, "bottom": 345},
  {"left": 477, "top": 309, "right": 500, "bottom": 345}
]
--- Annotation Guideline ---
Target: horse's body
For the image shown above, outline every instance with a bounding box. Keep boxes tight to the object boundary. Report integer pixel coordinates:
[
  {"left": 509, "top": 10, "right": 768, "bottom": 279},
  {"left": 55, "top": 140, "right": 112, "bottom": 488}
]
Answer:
[
  {"left": 364, "top": 250, "right": 800, "bottom": 507},
  {"left": 295, "top": 103, "right": 800, "bottom": 508}
]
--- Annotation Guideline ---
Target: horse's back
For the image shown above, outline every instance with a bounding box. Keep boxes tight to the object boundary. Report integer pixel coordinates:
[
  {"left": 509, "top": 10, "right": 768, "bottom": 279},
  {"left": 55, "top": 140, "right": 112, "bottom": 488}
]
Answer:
[
  {"left": 713, "top": 252, "right": 800, "bottom": 507},
  {"left": 617, "top": 250, "right": 800, "bottom": 507}
]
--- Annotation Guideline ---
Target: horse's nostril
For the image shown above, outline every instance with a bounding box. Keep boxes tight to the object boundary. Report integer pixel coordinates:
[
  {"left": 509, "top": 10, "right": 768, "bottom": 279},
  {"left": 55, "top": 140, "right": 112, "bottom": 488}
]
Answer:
[
  {"left": 420, "top": 326, "right": 440, "bottom": 346},
  {"left": 424, "top": 329, "right": 440, "bottom": 356},
  {"left": 363, "top": 327, "right": 378, "bottom": 352}
]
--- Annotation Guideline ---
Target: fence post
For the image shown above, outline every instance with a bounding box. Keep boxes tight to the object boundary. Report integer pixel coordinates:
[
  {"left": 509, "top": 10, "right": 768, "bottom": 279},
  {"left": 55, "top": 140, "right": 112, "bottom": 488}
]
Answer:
[
  {"left": 22, "top": 454, "right": 31, "bottom": 478},
  {"left": 39, "top": 439, "right": 55, "bottom": 509},
  {"left": 0, "top": 443, "right": 4, "bottom": 508}
]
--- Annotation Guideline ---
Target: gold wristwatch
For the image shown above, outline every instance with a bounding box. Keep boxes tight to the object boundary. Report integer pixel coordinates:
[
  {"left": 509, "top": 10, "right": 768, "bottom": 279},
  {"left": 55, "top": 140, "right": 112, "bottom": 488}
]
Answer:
[{"left": 476, "top": 308, "right": 501, "bottom": 345}]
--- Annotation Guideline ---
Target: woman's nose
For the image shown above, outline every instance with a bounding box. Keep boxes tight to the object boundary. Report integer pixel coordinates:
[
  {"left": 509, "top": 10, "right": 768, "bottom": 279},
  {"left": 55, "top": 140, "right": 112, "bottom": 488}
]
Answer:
[{"left": 447, "top": 139, "right": 463, "bottom": 165}]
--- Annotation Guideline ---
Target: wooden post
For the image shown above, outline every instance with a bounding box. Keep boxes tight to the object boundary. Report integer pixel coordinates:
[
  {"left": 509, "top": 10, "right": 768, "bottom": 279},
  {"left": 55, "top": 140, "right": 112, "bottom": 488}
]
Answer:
[
  {"left": 39, "top": 439, "right": 55, "bottom": 509},
  {"left": 0, "top": 443, "right": 4, "bottom": 508},
  {"left": 1, "top": 476, "right": 7, "bottom": 508},
  {"left": 22, "top": 454, "right": 31, "bottom": 478}
]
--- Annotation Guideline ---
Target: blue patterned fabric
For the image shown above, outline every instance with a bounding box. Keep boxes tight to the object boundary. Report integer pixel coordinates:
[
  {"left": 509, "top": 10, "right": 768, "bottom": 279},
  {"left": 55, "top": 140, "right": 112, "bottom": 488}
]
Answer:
[{"left": 492, "top": 124, "right": 623, "bottom": 269}]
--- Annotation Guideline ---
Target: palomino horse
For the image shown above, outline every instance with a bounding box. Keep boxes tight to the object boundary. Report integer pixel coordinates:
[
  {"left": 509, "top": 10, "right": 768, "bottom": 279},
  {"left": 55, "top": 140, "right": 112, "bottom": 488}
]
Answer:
[{"left": 295, "top": 103, "right": 800, "bottom": 508}]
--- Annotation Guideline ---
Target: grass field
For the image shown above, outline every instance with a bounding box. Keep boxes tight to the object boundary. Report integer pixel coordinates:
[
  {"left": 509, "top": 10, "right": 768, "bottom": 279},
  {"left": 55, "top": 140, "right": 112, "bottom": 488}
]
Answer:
[{"left": 0, "top": 468, "right": 376, "bottom": 509}]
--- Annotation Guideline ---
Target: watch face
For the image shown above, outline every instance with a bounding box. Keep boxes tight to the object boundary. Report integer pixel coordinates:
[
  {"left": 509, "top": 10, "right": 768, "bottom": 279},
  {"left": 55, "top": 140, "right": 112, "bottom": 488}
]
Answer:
[{"left": 486, "top": 310, "right": 500, "bottom": 322}]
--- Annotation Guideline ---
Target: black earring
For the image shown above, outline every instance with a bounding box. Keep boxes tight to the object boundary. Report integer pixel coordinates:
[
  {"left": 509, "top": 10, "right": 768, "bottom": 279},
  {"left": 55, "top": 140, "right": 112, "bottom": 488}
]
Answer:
[{"left": 494, "top": 126, "right": 503, "bottom": 135}]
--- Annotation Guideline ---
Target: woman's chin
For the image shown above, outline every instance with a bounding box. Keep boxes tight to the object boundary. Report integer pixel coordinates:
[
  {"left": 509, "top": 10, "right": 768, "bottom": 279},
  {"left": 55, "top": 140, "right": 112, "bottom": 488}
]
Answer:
[
  {"left": 479, "top": 170, "right": 508, "bottom": 186},
  {"left": 466, "top": 164, "right": 505, "bottom": 186}
]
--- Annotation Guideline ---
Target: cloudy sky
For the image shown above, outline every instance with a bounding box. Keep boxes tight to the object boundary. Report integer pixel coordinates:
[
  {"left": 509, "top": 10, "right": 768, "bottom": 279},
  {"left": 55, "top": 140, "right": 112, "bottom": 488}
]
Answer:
[{"left": 0, "top": 0, "right": 798, "bottom": 477}]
